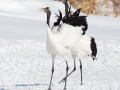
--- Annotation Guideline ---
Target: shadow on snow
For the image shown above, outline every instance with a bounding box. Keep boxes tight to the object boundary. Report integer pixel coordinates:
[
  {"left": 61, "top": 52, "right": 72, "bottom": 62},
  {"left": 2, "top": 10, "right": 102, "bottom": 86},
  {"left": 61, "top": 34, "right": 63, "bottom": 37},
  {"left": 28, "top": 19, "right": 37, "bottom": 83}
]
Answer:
[{"left": 14, "top": 83, "right": 48, "bottom": 87}]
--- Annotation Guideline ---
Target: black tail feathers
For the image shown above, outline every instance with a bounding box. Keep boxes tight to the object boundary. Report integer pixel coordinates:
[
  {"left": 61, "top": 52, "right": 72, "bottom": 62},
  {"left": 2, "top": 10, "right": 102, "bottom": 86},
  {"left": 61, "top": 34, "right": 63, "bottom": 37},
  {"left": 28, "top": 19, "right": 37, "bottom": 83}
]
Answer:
[
  {"left": 54, "top": 10, "right": 62, "bottom": 26},
  {"left": 90, "top": 37, "right": 97, "bottom": 61}
]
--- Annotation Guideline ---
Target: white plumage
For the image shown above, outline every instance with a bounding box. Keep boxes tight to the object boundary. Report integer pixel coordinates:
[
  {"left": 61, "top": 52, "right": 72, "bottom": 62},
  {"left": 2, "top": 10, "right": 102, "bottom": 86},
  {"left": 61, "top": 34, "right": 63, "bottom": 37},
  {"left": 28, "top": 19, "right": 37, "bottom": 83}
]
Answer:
[
  {"left": 51, "top": 26, "right": 59, "bottom": 34},
  {"left": 60, "top": 34, "right": 97, "bottom": 85},
  {"left": 72, "top": 35, "right": 92, "bottom": 58},
  {"left": 46, "top": 23, "right": 83, "bottom": 56}
]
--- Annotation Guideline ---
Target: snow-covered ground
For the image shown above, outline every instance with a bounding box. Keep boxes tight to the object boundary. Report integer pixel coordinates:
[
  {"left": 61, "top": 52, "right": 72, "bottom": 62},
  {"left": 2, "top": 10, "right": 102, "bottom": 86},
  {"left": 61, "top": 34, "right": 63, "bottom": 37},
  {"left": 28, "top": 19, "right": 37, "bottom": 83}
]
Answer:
[{"left": 0, "top": 0, "right": 120, "bottom": 90}]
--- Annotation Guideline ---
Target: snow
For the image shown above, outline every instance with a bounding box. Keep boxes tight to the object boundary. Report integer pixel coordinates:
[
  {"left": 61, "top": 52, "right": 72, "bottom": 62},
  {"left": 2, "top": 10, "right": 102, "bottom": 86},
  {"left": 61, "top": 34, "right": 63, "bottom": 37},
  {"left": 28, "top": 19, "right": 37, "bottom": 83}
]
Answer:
[{"left": 0, "top": 0, "right": 120, "bottom": 90}]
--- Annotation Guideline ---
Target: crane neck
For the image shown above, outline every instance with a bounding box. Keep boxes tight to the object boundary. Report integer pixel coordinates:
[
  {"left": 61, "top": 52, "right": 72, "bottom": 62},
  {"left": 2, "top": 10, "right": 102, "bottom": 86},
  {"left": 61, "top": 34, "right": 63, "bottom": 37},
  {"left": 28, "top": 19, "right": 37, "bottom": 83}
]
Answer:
[
  {"left": 65, "top": 3, "right": 68, "bottom": 16},
  {"left": 64, "top": 1, "right": 69, "bottom": 17},
  {"left": 47, "top": 11, "right": 51, "bottom": 27},
  {"left": 46, "top": 11, "right": 54, "bottom": 41}
]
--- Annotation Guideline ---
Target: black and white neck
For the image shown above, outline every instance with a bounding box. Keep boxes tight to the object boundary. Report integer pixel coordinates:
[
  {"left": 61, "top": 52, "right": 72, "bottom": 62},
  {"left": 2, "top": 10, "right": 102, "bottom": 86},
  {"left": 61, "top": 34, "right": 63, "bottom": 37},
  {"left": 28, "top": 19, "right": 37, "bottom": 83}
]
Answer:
[
  {"left": 63, "top": 0, "right": 69, "bottom": 16},
  {"left": 46, "top": 9, "right": 51, "bottom": 27}
]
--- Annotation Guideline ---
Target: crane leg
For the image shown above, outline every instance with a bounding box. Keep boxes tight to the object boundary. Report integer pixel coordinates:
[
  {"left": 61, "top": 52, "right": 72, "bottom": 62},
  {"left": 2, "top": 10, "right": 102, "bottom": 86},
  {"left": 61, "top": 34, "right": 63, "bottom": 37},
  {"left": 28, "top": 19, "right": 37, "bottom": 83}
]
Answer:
[
  {"left": 79, "top": 59, "right": 83, "bottom": 85},
  {"left": 59, "top": 60, "right": 76, "bottom": 83},
  {"left": 48, "top": 62, "right": 54, "bottom": 90},
  {"left": 48, "top": 55, "right": 55, "bottom": 90},
  {"left": 63, "top": 61, "right": 69, "bottom": 90}
]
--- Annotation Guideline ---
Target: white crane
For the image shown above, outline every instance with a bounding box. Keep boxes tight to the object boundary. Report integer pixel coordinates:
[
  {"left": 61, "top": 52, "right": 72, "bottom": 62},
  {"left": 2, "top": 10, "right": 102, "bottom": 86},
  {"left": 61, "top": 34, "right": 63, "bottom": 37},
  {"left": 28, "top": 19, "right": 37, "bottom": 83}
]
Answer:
[
  {"left": 40, "top": 7, "right": 86, "bottom": 90},
  {"left": 54, "top": 0, "right": 97, "bottom": 85}
]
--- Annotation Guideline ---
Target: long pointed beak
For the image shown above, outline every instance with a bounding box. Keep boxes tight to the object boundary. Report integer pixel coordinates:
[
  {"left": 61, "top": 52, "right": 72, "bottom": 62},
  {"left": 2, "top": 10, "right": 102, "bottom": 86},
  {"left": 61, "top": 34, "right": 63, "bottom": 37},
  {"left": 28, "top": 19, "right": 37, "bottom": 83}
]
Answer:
[{"left": 39, "top": 8, "right": 45, "bottom": 11}]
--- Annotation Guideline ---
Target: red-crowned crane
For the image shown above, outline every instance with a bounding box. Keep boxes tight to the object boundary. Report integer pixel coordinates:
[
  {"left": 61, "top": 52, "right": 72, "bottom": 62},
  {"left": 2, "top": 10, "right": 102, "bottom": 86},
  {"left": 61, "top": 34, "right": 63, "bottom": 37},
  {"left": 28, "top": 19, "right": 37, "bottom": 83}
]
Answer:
[
  {"left": 57, "top": 0, "right": 97, "bottom": 85},
  {"left": 40, "top": 7, "right": 87, "bottom": 90}
]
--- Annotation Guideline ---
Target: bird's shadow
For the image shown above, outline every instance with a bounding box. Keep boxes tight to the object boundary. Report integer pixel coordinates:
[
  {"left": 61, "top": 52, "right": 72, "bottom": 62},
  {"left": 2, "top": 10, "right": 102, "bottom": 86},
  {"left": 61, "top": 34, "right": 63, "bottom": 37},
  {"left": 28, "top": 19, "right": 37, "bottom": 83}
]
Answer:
[{"left": 14, "top": 83, "right": 48, "bottom": 87}]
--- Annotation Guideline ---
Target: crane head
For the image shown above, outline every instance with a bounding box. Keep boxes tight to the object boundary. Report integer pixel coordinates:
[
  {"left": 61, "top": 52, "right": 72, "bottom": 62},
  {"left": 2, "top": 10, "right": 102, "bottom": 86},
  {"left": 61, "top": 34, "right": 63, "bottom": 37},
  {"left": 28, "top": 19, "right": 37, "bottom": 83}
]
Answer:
[{"left": 39, "top": 7, "right": 51, "bottom": 14}]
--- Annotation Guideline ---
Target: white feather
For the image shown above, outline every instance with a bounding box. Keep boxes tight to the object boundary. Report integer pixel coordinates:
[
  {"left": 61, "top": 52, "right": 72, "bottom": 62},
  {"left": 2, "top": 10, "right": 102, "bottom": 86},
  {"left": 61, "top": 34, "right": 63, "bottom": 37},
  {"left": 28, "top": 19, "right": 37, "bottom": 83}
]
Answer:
[
  {"left": 46, "top": 23, "right": 83, "bottom": 56},
  {"left": 56, "top": 24, "right": 83, "bottom": 47},
  {"left": 71, "top": 34, "right": 92, "bottom": 58},
  {"left": 51, "top": 26, "right": 59, "bottom": 34}
]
